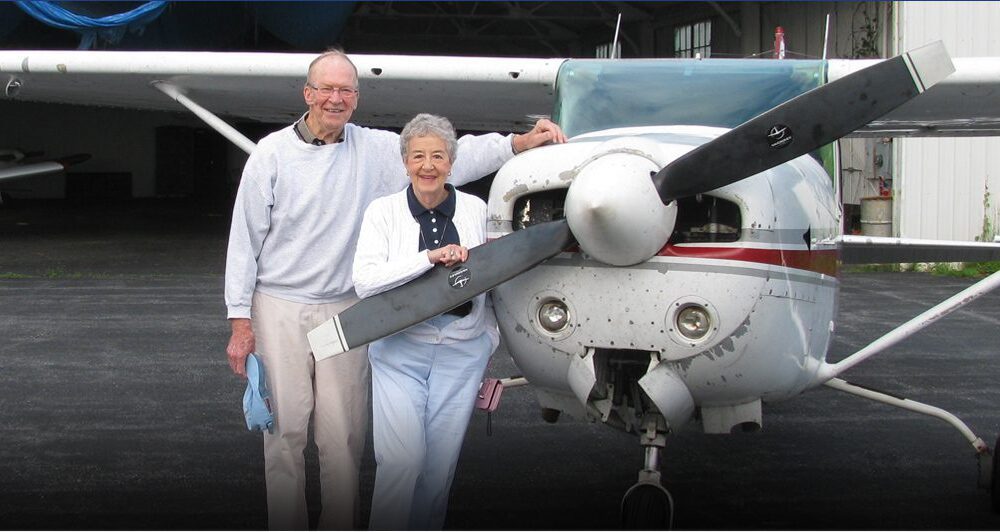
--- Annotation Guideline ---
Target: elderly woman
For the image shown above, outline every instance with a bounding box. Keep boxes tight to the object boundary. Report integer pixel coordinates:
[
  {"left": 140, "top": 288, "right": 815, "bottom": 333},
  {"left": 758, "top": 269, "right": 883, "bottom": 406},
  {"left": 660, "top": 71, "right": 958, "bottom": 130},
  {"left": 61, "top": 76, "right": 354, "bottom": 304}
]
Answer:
[{"left": 352, "top": 113, "right": 499, "bottom": 530}]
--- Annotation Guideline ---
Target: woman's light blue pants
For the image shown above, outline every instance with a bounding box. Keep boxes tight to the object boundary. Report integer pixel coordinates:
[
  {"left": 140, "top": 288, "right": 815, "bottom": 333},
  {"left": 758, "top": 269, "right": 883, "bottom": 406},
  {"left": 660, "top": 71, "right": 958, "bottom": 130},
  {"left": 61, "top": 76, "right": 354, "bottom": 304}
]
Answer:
[{"left": 368, "top": 314, "right": 493, "bottom": 530}]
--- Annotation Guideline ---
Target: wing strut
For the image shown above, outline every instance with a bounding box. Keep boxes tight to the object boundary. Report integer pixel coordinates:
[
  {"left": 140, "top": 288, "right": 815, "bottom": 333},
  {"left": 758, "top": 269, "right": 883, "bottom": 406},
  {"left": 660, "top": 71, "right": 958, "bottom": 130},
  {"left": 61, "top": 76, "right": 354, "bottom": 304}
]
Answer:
[
  {"left": 815, "top": 271, "right": 1000, "bottom": 489},
  {"left": 152, "top": 81, "right": 257, "bottom": 154},
  {"left": 816, "top": 269, "right": 1000, "bottom": 381}
]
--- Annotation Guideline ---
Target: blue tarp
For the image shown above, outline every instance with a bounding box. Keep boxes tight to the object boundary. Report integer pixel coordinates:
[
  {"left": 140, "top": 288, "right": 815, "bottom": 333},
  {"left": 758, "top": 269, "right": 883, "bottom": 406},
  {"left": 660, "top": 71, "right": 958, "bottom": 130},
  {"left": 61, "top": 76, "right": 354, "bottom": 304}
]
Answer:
[{"left": 16, "top": 1, "right": 168, "bottom": 49}]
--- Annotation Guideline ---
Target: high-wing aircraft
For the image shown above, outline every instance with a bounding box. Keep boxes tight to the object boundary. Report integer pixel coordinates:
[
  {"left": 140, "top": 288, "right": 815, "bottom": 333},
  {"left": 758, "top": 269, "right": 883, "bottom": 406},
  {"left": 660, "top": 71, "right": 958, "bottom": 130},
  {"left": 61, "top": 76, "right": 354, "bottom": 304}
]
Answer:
[
  {"left": 0, "top": 148, "right": 90, "bottom": 198},
  {"left": 0, "top": 149, "right": 90, "bottom": 204},
  {"left": 4, "top": 43, "right": 1000, "bottom": 527}
]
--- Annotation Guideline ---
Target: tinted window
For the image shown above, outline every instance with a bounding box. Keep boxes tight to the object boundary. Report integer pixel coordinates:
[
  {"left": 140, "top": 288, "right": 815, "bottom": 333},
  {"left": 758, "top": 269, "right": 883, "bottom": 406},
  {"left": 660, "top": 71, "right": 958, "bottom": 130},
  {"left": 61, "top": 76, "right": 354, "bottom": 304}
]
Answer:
[{"left": 553, "top": 59, "right": 826, "bottom": 138}]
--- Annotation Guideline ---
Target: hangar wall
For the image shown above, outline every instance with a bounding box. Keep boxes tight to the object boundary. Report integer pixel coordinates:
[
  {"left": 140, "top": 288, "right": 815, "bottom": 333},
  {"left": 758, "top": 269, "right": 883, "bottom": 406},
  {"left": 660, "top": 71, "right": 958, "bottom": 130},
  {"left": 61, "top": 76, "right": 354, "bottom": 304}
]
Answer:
[
  {"left": 750, "top": 2, "right": 893, "bottom": 225},
  {"left": 0, "top": 101, "right": 179, "bottom": 199},
  {"left": 0, "top": 100, "right": 250, "bottom": 210},
  {"left": 894, "top": 1, "right": 1000, "bottom": 242},
  {"left": 757, "top": 1, "right": 888, "bottom": 59}
]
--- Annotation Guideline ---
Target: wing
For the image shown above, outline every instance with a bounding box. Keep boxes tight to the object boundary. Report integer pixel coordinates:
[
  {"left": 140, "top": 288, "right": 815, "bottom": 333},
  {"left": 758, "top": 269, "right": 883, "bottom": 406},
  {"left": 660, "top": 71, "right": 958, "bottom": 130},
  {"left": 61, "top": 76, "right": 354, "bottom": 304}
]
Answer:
[
  {"left": 0, "top": 50, "right": 561, "bottom": 133},
  {"left": 829, "top": 57, "right": 1000, "bottom": 137},
  {"left": 840, "top": 235, "right": 1000, "bottom": 264},
  {"left": 0, "top": 152, "right": 90, "bottom": 182},
  {"left": 5, "top": 49, "right": 999, "bottom": 142}
]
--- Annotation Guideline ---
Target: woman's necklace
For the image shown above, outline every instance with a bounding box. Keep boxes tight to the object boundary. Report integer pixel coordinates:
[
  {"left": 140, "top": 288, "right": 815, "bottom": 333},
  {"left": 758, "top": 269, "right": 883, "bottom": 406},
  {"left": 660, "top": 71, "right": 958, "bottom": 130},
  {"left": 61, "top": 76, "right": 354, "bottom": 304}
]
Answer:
[
  {"left": 413, "top": 188, "right": 452, "bottom": 250},
  {"left": 418, "top": 213, "right": 451, "bottom": 250}
]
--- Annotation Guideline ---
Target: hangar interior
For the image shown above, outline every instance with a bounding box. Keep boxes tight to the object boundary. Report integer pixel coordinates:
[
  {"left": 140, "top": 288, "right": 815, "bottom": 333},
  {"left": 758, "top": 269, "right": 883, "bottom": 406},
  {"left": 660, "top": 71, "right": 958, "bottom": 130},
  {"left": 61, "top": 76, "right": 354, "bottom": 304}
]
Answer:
[{"left": 0, "top": 1, "right": 903, "bottom": 232}]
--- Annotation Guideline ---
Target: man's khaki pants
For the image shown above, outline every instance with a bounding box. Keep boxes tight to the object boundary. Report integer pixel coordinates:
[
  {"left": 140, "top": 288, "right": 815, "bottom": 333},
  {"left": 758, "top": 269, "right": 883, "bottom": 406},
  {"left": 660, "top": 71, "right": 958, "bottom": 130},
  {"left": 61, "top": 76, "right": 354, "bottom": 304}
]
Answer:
[{"left": 252, "top": 292, "right": 370, "bottom": 530}]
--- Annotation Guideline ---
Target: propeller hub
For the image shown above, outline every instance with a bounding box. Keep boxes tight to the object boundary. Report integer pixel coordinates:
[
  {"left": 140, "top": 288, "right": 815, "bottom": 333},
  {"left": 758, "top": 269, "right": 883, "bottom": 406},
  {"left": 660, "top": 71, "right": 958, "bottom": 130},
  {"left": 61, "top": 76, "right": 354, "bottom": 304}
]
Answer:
[{"left": 565, "top": 147, "right": 677, "bottom": 266}]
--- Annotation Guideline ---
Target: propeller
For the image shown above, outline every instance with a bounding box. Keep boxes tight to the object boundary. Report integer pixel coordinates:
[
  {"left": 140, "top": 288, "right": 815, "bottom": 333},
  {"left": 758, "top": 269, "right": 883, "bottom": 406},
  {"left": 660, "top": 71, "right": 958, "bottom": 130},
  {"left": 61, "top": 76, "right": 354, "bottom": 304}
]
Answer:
[{"left": 308, "top": 41, "right": 954, "bottom": 360}]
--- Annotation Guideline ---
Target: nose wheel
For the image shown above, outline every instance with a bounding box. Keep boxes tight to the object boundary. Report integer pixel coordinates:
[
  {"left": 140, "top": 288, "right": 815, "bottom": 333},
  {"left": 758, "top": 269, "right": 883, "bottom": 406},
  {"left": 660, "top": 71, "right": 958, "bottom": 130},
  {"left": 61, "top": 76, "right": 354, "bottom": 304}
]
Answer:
[
  {"left": 622, "top": 416, "right": 673, "bottom": 529},
  {"left": 622, "top": 480, "right": 673, "bottom": 529}
]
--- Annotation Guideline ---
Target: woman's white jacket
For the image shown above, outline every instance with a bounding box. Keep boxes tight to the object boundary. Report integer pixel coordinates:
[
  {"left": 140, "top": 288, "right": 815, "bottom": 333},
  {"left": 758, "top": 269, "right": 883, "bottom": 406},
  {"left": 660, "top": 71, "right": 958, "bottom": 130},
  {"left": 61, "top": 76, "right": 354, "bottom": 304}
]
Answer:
[{"left": 352, "top": 188, "right": 500, "bottom": 350}]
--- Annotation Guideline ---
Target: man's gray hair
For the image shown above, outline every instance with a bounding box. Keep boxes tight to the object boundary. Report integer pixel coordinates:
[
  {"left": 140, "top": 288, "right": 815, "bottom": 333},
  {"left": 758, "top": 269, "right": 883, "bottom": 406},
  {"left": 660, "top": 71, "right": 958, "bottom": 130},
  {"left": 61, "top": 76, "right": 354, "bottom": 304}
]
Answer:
[
  {"left": 306, "top": 47, "right": 359, "bottom": 88},
  {"left": 400, "top": 114, "right": 458, "bottom": 162}
]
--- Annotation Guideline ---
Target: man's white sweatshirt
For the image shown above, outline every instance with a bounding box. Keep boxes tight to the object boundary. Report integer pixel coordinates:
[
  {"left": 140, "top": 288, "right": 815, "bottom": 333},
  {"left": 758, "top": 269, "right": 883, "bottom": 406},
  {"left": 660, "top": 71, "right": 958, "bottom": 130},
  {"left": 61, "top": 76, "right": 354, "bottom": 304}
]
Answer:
[{"left": 225, "top": 122, "right": 513, "bottom": 319}]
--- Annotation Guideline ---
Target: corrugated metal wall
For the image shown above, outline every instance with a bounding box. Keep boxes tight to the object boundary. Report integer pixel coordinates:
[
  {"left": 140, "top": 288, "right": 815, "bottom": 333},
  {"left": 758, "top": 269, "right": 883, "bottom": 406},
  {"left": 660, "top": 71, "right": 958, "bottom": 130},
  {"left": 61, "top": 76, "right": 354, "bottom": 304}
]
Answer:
[{"left": 894, "top": 1, "right": 1000, "bottom": 241}]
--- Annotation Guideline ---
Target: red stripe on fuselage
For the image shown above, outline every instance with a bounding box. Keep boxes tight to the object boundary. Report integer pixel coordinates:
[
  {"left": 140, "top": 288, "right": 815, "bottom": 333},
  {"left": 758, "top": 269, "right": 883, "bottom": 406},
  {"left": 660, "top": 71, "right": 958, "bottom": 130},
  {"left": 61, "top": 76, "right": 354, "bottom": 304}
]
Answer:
[
  {"left": 486, "top": 237, "right": 839, "bottom": 276},
  {"left": 657, "top": 245, "right": 839, "bottom": 276}
]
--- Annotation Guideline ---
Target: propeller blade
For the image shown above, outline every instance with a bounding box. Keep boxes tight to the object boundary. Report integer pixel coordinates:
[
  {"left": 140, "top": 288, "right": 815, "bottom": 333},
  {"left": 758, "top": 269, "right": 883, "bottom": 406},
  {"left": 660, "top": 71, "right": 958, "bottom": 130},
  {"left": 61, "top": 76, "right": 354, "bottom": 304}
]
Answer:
[
  {"left": 308, "top": 219, "right": 575, "bottom": 359},
  {"left": 654, "top": 41, "right": 954, "bottom": 204}
]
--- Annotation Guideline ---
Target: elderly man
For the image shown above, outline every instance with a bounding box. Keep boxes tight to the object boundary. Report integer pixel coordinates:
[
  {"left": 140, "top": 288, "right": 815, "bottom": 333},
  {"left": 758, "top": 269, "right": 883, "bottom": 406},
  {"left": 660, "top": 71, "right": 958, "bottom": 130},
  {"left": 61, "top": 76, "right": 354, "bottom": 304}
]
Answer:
[{"left": 224, "top": 48, "right": 565, "bottom": 530}]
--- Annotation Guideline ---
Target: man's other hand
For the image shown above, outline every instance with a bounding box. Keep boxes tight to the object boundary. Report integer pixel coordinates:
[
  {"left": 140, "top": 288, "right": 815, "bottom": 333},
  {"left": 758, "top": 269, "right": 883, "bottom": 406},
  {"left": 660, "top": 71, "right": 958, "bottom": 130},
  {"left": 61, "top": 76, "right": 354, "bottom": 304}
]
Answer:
[
  {"left": 513, "top": 118, "right": 567, "bottom": 153},
  {"left": 227, "top": 318, "right": 255, "bottom": 377}
]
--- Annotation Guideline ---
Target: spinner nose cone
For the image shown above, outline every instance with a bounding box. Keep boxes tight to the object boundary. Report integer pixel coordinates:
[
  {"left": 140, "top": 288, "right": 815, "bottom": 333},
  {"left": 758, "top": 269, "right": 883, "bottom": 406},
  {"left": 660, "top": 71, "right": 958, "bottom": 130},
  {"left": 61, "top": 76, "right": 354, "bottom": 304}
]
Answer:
[{"left": 564, "top": 152, "right": 677, "bottom": 266}]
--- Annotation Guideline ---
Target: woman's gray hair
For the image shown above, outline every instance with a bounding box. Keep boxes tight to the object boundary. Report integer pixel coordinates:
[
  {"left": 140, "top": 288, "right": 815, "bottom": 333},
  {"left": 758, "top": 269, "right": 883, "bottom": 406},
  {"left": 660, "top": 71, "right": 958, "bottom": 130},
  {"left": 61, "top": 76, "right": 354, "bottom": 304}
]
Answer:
[{"left": 400, "top": 113, "right": 458, "bottom": 162}]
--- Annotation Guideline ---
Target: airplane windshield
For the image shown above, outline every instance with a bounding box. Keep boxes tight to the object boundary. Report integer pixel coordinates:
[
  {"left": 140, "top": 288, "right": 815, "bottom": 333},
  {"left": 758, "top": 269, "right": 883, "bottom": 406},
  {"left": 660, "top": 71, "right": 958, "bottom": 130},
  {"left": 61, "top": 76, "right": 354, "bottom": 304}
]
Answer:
[{"left": 554, "top": 59, "right": 826, "bottom": 138}]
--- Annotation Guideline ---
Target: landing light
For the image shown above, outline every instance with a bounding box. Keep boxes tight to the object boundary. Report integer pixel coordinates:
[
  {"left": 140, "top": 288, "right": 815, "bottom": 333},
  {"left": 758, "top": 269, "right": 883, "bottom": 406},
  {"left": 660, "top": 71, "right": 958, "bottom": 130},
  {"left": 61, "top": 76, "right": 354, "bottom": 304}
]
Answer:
[
  {"left": 538, "top": 300, "right": 570, "bottom": 332},
  {"left": 676, "top": 305, "right": 711, "bottom": 340}
]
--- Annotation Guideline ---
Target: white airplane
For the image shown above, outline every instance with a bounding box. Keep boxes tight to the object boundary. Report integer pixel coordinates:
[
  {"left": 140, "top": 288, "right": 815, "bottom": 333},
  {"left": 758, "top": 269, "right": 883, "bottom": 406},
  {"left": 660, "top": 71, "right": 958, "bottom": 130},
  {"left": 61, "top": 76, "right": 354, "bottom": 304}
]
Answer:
[
  {"left": 0, "top": 148, "right": 90, "bottom": 194},
  {"left": 4, "top": 43, "right": 1000, "bottom": 527}
]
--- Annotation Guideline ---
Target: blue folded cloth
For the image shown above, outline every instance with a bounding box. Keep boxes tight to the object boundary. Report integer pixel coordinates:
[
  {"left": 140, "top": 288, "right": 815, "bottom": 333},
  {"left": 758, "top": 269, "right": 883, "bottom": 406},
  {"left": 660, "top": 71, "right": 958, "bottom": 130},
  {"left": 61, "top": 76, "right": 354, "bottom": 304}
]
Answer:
[{"left": 243, "top": 353, "right": 274, "bottom": 433}]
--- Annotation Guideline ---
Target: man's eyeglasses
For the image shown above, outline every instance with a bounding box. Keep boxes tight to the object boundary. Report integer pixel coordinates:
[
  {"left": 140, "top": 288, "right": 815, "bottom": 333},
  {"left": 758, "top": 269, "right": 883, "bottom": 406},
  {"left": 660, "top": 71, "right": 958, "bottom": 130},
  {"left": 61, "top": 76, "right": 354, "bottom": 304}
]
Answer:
[{"left": 307, "top": 84, "right": 359, "bottom": 98}]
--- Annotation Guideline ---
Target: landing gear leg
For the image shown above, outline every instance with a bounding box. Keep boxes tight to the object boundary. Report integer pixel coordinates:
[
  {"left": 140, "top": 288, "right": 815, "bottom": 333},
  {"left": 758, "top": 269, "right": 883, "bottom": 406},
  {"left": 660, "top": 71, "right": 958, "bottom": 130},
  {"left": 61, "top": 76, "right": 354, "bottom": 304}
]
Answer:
[
  {"left": 992, "top": 435, "right": 1000, "bottom": 512},
  {"left": 825, "top": 378, "right": 996, "bottom": 509},
  {"left": 621, "top": 415, "right": 673, "bottom": 529}
]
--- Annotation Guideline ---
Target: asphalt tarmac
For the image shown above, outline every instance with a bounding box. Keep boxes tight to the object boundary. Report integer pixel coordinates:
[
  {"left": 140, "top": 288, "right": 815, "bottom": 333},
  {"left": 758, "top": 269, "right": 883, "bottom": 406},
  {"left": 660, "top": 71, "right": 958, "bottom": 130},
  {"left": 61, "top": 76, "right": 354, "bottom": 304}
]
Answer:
[{"left": 2, "top": 200, "right": 1000, "bottom": 530}]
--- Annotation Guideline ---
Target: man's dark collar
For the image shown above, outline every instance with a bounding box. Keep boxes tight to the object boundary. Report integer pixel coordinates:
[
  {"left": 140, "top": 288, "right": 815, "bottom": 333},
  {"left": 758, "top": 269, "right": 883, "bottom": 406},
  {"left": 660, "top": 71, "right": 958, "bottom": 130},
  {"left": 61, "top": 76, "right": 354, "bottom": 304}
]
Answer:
[
  {"left": 407, "top": 183, "right": 456, "bottom": 217},
  {"left": 294, "top": 113, "right": 345, "bottom": 145}
]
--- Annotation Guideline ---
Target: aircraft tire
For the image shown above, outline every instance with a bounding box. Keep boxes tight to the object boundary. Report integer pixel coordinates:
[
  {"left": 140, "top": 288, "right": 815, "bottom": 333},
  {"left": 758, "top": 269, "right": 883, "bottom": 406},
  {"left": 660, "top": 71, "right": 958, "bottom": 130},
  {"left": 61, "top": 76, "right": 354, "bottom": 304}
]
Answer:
[
  {"left": 992, "top": 435, "right": 1000, "bottom": 513},
  {"left": 621, "top": 481, "right": 673, "bottom": 529}
]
